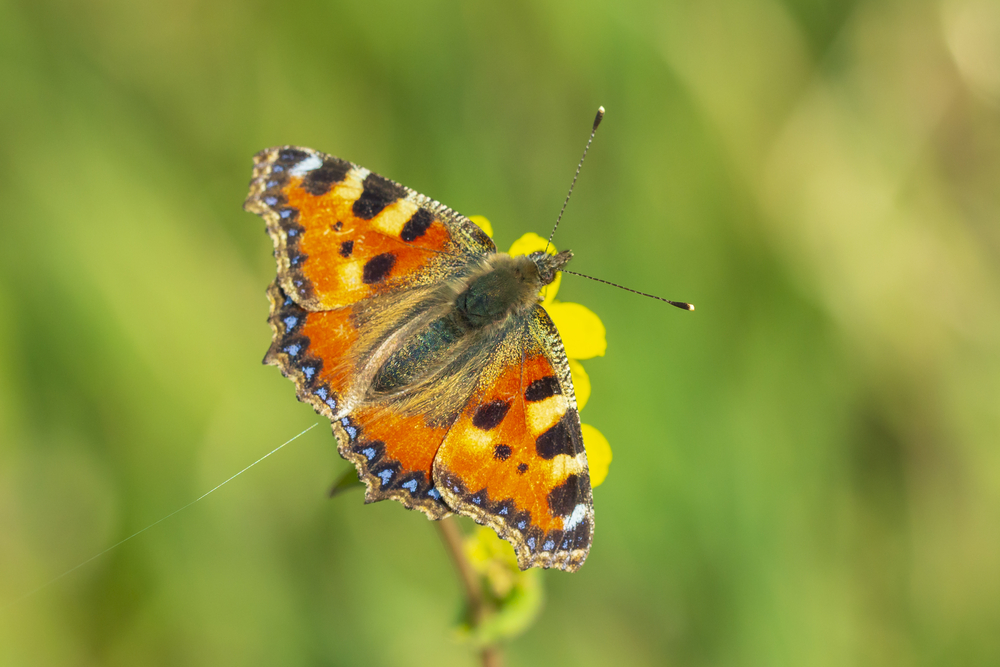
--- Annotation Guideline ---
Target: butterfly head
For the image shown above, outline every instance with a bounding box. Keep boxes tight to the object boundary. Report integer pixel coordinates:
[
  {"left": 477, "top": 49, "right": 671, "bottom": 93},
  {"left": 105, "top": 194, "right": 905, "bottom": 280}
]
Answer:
[{"left": 528, "top": 249, "right": 573, "bottom": 287}]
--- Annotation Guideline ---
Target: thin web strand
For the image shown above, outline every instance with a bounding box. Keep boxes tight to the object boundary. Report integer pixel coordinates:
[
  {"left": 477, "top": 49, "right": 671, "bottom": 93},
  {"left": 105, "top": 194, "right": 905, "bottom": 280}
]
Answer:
[{"left": 2, "top": 422, "right": 319, "bottom": 611}]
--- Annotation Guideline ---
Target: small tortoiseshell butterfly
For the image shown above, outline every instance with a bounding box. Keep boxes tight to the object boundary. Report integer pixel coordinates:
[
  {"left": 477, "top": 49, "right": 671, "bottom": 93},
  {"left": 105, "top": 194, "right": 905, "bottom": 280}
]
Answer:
[{"left": 245, "top": 146, "right": 597, "bottom": 571}]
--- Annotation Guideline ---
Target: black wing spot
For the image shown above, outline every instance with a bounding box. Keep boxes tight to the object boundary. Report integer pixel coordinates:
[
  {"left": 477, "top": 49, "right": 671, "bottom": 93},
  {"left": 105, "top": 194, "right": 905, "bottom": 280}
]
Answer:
[
  {"left": 372, "top": 460, "right": 402, "bottom": 488},
  {"left": 517, "top": 463, "right": 528, "bottom": 474},
  {"left": 339, "top": 240, "right": 354, "bottom": 257},
  {"left": 262, "top": 191, "right": 287, "bottom": 206},
  {"left": 438, "top": 470, "right": 468, "bottom": 496},
  {"left": 535, "top": 416, "right": 578, "bottom": 459},
  {"left": 288, "top": 250, "right": 307, "bottom": 267},
  {"left": 353, "top": 173, "right": 406, "bottom": 219},
  {"left": 494, "top": 499, "right": 516, "bottom": 519},
  {"left": 525, "top": 376, "right": 561, "bottom": 402},
  {"left": 493, "top": 444, "right": 512, "bottom": 461},
  {"left": 277, "top": 148, "right": 309, "bottom": 166},
  {"left": 547, "top": 474, "right": 590, "bottom": 517},
  {"left": 572, "top": 521, "right": 591, "bottom": 548},
  {"left": 333, "top": 221, "right": 343, "bottom": 231},
  {"left": 278, "top": 208, "right": 299, "bottom": 226},
  {"left": 400, "top": 209, "right": 434, "bottom": 242},
  {"left": 469, "top": 489, "right": 489, "bottom": 507},
  {"left": 350, "top": 440, "right": 385, "bottom": 465},
  {"left": 362, "top": 253, "right": 396, "bottom": 284},
  {"left": 301, "top": 158, "right": 351, "bottom": 196},
  {"left": 472, "top": 400, "right": 510, "bottom": 431}
]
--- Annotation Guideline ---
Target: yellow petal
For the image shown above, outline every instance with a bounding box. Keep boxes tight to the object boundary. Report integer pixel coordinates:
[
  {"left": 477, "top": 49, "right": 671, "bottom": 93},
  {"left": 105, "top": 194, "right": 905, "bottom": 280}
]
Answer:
[
  {"left": 568, "top": 358, "right": 590, "bottom": 411},
  {"left": 581, "top": 424, "right": 611, "bottom": 487},
  {"left": 508, "top": 233, "right": 561, "bottom": 303},
  {"left": 465, "top": 525, "right": 517, "bottom": 573},
  {"left": 546, "top": 301, "right": 606, "bottom": 359},
  {"left": 468, "top": 215, "right": 493, "bottom": 238},
  {"left": 507, "top": 232, "right": 553, "bottom": 257}
]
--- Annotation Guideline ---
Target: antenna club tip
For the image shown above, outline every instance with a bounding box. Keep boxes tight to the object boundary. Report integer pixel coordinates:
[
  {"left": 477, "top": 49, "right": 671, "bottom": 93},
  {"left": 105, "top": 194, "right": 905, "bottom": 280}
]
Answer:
[{"left": 593, "top": 106, "right": 605, "bottom": 130}]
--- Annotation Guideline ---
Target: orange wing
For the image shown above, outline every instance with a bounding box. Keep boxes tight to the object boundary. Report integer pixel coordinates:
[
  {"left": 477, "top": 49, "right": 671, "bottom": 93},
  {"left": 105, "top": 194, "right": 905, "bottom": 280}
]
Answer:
[
  {"left": 263, "top": 280, "right": 453, "bottom": 518},
  {"left": 433, "top": 306, "right": 594, "bottom": 571},
  {"left": 245, "top": 146, "right": 494, "bottom": 312},
  {"left": 247, "top": 146, "right": 495, "bottom": 519}
]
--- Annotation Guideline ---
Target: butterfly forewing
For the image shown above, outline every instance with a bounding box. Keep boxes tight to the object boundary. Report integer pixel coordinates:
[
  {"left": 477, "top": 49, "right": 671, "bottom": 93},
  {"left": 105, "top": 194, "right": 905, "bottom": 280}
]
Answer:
[
  {"left": 245, "top": 146, "right": 495, "bottom": 311},
  {"left": 262, "top": 279, "right": 453, "bottom": 518}
]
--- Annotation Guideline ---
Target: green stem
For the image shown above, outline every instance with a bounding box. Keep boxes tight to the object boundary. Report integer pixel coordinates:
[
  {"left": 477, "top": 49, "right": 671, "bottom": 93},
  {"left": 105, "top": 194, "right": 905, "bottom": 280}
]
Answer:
[{"left": 436, "top": 517, "right": 503, "bottom": 667}]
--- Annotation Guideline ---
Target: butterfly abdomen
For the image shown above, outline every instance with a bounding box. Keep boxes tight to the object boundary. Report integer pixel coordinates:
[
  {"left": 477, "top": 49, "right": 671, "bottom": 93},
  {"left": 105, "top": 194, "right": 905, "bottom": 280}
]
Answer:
[{"left": 370, "top": 313, "right": 469, "bottom": 394}]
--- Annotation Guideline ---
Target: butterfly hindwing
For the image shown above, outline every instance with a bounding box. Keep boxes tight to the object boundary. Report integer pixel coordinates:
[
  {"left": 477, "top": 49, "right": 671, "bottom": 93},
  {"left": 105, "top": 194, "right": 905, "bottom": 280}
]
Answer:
[
  {"left": 264, "top": 280, "right": 356, "bottom": 418},
  {"left": 334, "top": 405, "right": 452, "bottom": 518},
  {"left": 433, "top": 305, "right": 594, "bottom": 572},
  {"left": 245, "top": 146, "right": 495, "bottom": 312},
  {"left": 264, "top": 279, "right": 454, "bottom": 519}
]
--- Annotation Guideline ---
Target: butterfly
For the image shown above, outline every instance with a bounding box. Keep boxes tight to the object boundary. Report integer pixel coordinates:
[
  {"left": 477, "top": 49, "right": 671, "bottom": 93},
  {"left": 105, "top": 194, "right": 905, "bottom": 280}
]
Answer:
[{"left": 244, "top": 146, "right": 594, "bottom": 571}]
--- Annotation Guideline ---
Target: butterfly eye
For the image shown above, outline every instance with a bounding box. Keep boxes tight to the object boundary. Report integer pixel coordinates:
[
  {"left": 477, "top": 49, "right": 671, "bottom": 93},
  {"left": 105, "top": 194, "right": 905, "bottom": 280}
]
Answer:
[{"left": 528, "top": 249, "right": 573, "bottom": 286}]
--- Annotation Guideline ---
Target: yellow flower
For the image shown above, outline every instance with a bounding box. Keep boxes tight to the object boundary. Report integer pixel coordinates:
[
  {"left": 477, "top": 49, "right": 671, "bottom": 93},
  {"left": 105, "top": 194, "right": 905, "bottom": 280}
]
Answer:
[
  {"left": 461, "top": 526, "right": 544, "bottom": 644},
  {"left": 469, "top": 217, "right": 612, "bottom": 488}
]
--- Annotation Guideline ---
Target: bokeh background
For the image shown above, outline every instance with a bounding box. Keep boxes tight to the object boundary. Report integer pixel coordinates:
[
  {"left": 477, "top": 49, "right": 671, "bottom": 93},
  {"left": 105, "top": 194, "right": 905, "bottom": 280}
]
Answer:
[{"left": 2, "top": 0, "right": 999, "bottom": 665}]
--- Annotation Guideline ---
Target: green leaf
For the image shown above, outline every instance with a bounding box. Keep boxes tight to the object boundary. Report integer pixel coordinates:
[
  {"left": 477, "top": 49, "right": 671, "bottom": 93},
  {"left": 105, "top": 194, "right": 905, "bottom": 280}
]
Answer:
[{"left": 327, "top": 467, "right": 363, "bottom": 498}]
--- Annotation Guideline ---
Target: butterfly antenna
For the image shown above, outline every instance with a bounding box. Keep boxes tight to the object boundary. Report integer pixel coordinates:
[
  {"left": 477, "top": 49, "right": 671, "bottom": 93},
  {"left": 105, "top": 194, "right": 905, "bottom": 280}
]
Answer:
[
  {"left": 562, "top": 270, "right": 694, "bottom": 311},
  {"left": 545, "top": 106, "right": 605, "bottom": 254}
]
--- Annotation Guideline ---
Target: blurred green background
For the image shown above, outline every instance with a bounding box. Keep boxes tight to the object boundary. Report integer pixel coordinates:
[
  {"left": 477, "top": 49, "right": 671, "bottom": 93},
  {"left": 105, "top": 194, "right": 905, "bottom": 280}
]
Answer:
[{"left": 2, "top": 0, "right": 1000, "bottom": 665}]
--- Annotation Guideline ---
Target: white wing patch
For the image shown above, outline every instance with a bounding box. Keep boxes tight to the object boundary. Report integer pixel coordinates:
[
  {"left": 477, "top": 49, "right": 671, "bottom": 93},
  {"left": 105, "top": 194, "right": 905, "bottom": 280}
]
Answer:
[
  {"left": 289, "top": 153, "right": 323, "bottom": 176},
  {"left": 563, "top": 503, "right": 588, "bottom": 530}
]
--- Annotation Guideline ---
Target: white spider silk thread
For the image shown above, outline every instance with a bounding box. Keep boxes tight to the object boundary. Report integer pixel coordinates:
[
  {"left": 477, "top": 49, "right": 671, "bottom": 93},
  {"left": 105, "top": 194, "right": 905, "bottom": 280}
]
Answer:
[{"left": 2, "top": 422, "right": 320, "bottom": 611}]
